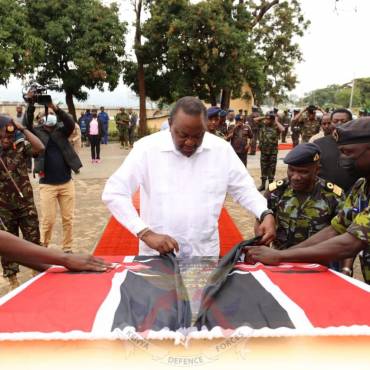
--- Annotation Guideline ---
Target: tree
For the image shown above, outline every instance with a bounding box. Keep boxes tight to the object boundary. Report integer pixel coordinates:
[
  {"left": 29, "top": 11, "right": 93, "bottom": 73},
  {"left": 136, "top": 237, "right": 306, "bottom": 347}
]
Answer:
[
  {"left": 301, "top": 77, "right": 370, "bottom": 110},
  {"left": 24, "top": 0, "right": 127, "bottom": 120},
  {"left": 124, "top": 0, "right": 308, "bottom": 109},
  {"left": 0, "top": 0, "right": 43, "bottom": 85},
  {"left": 133, "top": 0, "right": 148, "bottom": 137}
]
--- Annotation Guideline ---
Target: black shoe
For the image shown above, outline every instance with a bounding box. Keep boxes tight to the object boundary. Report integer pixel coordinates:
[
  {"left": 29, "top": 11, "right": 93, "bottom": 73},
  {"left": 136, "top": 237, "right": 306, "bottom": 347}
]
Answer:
[{"left": 258, "top": 181, "right": 266, "bottom": 191}]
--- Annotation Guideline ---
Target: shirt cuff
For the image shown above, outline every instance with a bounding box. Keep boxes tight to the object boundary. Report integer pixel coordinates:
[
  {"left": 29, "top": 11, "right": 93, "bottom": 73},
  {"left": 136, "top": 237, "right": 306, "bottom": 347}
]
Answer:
[
  {"left": 128, "top": 218, "right": 149, "bottom": 236},
  {"left": 331, "top": 216, "right": 347, "bottom": 235}
]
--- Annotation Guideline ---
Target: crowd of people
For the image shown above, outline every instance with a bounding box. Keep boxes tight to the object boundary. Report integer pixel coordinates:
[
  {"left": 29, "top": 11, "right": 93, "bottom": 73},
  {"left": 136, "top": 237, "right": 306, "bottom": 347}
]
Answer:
[{"left": 0, "top": 92, "right": 370, "bottom": 293}]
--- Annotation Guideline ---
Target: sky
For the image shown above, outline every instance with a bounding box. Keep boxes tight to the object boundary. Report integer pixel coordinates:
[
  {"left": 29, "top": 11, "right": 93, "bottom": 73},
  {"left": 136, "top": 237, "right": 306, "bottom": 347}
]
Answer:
[{"left": 0, "top": 0, "right": 369, "bottom": 106}]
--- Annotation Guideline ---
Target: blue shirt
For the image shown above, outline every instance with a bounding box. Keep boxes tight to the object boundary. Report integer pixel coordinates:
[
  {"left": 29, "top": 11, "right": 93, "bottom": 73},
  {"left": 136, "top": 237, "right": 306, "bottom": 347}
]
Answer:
[{"left": 98, "top": 111, "right": 109, "bottom": 125}]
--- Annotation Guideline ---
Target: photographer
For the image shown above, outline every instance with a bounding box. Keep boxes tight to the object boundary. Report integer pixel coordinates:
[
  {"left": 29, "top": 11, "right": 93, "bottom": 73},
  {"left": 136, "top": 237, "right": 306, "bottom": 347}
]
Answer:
[
  {"left": 24, "top": 89, "right": 82, "bottom": 254},
  {"left": 0, "top": 114, "right": 44, "bottom": 289},
  {"left": 292, "top": 105, "right": 323, "bottom": 143},
  {"left": 254, "top": 112, "right": 284, "bottom": 191}
]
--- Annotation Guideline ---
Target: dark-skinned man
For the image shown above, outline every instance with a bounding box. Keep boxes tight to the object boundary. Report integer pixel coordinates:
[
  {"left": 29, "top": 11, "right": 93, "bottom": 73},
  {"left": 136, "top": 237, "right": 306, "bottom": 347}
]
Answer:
[
  {"left": 0, "top": 230, "right": 111, "bottom": 273},
  {"left": 247, "top": 106, "right": 260, "bottom": 155},
  {"left": 256, "top": 143, "right": 344, "bottom": 272},
  {"left": 314, "top": 108, "right": 358, "bottom": 193},
  {"left": 309, "top": 113, "right": 332, "bottom": 142},
  {"left": 206, "top": 107, "right": 224, "bottom": 138},
  {"left": 226, "top": 114, "right": 253, "bottom": 166},
  {"left": 103, "top": 96, "right": 276, "bottom": 257},
  {"left": 0, "top": 114, "right": 44, "bottom": 289},
  {"left": 246, "top": 118, "right": 370, "bottom": 283},
  {"left": 255, "top": 111, "right": 284, "bottom": 191},
  {"left": 292, "top": 105, "right": 323, "bottom": 143},
  {"left": 290, "top": 109, "right": 301, "bottom": 147}
]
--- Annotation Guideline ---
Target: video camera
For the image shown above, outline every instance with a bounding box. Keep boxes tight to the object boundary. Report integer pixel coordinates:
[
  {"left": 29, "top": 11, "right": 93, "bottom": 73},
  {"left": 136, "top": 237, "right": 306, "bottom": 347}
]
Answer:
[{"left": 23, "top": 83, "right": 52, "bottom": 105}]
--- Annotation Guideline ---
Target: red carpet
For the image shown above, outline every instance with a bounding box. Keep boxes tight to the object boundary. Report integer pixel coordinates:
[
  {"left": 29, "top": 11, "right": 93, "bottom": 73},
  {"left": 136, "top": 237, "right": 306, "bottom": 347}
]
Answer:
[
  {"left": 257, "top": 143, "right": 293, "bottom": 151},
  {"left": 94, "top": 192, "right": 243, "bottom": 256}
]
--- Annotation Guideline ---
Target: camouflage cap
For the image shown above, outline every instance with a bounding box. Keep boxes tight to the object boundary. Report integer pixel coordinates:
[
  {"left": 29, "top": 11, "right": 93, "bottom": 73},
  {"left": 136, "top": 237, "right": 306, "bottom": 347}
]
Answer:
[
  {"left": 334, "top": 117, "right": 370, "bottom": 145},
  {"left": 284, "top": 143, "right": 321, "bottom": 166}
]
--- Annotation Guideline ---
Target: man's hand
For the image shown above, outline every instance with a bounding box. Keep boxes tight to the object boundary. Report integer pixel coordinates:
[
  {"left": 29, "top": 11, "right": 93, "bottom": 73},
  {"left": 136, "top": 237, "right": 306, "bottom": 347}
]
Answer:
[
  {"left": 256, "top": 214, "right": 276, "bottom": 245},
  {"left": 245, "top": 246, "right": 281, "bottom": 265},
  {"left": 141, "top": 230, "right": 179, "bottom": 254},
  {"left": 64, "top": 254, "right": 113, "bottom": 272}
]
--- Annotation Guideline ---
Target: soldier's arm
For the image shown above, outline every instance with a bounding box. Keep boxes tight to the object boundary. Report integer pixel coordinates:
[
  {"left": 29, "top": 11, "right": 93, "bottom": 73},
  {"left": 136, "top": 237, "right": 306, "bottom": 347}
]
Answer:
[
  {"left": 274, "top": 117, "right": 285, "bottom": 132},
  {"left": 290, "top": 225, "right": 338, "bottom": 249},
  {"left": 246, "top": 232, "right": 366, "bottom": 265},
  {"left": 0, "top": 231, "right": 112, "bottom": 272},
  {"left": 292, "top": 108, "right": 305, "bottom": 123}
]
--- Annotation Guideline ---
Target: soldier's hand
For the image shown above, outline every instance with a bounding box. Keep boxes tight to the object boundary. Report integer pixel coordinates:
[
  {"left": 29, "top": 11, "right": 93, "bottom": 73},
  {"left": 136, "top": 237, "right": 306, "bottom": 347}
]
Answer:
[
  {"left": 141, "top": 230, "right": 179, "bottom": 254},
  {"left": 244, "top": 246, "right": 281, "bottom": 265},
  {"left": 256, "top": 214, "right": 276, "bottom": 245},
  {"left": 64, "top": 254, "right": 114, "bottom": 272}
]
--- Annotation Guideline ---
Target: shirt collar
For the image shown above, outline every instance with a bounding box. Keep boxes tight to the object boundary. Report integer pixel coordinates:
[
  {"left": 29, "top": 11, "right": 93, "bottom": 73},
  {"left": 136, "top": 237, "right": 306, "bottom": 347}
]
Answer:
[{"left": 159, "top": 130, "right": 212, "bottom": 155}]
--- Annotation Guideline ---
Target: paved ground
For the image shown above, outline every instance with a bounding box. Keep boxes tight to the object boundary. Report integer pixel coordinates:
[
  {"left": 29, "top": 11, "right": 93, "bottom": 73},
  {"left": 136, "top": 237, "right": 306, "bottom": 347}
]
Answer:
[{"left": 0, "top": 139, "right": 362, "bottom": 296}]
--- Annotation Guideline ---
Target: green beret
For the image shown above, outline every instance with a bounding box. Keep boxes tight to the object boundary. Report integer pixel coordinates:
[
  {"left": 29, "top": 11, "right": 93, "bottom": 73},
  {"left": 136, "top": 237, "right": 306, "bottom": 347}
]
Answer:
[
  {"left": 284, "top": 143, "right": 321, "bottom": 166},
  {"left": 334, "top": 117, "right": 370, "bottom": 145}
]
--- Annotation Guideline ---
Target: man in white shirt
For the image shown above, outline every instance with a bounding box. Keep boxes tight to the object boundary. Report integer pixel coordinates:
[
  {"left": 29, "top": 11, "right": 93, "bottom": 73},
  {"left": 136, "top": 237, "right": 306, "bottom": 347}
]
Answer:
[{"left": 102, "top": 97, "right": 275, "bottom": 257}]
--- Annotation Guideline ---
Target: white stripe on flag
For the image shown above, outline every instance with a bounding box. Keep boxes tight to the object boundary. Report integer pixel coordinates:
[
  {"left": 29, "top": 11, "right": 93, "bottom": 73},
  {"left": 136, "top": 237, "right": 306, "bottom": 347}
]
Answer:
[
  {"left": 251, "top": 270, "right": 314, "bottom": 330},
  {"left": 331, "top": 270, "right": 370, "bottom": 292},
  {"left": 91, "top": 256, "right": 134, "bottom": 335}
]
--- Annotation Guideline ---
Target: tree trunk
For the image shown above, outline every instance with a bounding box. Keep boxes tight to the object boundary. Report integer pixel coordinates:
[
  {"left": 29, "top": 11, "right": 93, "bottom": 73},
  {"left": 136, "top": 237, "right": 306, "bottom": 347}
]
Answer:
[
  {"left": 65, "top": 91, "right": 77, "bottom": 122},
  {"left": 220, "top": 88, "right": 231, "bottom": 110},
  {"left": 134, "top": 0, "right": 148, "bottom": 138},
  {"left": 137, "top": 61, "right": 147, "bottom": 137}
]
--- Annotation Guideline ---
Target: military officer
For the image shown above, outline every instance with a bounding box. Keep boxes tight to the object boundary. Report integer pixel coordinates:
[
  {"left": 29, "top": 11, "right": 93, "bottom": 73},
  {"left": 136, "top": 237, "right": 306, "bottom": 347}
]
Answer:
[
  {"left": 226, "top": 115, "right": 253, "bottom": 166},
  {"left": 256, "top": 111, "right": 284, "bottom": 191},
  {"left": 206, "top": 106, "right": 223, "bottom": 138},
  {"left": 246, "top": 118, "right": 370, "bottom": 282},
  {"left": 260, "top": 143, "right": 344, "bottom": 250},
  {"left": 115, "top": 107, "right": 130, "bottom": 149},
  {"left": 247, "top": 106, "right": 260, "bottom": 155},
  {"left": 290, "top": 109, "right": 301, "bottom": 147},
  {"left": 292, "top": 105, "right": 322, "bottom": 143},
  {"left": 0, "top": 114, "right": 44, "bottom": 289}
]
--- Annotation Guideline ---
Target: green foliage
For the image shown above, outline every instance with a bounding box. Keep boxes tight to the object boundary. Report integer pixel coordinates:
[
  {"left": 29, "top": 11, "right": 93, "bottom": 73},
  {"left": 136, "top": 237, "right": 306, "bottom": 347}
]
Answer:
[
  {"left": 0, "top": 0, "right": 43, "bottom": 84},
  {"left": 123, "top": 0, "right": 308, "bottom": 106},
  {"left": 301, "top": 78, "right": 370, "bottom": 109},
  {"left": 24, "top": 0, "right": 127, "bottom": 103}
]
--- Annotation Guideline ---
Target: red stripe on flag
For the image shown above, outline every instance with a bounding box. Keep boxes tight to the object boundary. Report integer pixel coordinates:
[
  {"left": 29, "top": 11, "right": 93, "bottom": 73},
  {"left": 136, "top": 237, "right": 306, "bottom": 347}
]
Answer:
[
  {"left": 264, "top": 266, "right": 370, "bottom": 327},
  {"left": 0, "top": 257, "right": 122, "bottom": 333}
]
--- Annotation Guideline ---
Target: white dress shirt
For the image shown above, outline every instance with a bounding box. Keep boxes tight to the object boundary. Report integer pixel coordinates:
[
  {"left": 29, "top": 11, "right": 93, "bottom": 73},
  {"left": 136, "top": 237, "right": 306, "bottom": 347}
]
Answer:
[{"left": 102, "top": 131, "right": 267, "bottom": 256}]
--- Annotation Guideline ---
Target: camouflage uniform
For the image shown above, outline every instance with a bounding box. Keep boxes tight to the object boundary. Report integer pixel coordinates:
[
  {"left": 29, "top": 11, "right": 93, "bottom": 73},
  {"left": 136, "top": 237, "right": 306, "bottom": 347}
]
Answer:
[
  {"left": 115, "top": 111, "right": 130, "bottom": 148},
  {"left": 228, "top": 123, "right": 253, "bottom": 166},
  {"left": 258, "top": 123, "right": 280, "bottom": 182},
  {"left": 266, "top": 178, "right": 344, "bottom": 249},
  {"left": 247, "top": 115, "right": 259, "bottom": 155},
  {"left": 331, "top": 178, "right": 370, "bottom": 283},
  {"left": 290, "top": 120, "right": 301, "bottom": 147},
  {"left": 299, "top": 117, "right": 321, "bottom": 143},
  {"left": 281, "top": 113, "right": 291, "bottom": 143},
  {"left": 0, "top": 142, "right": 40, "bottom": 277}
]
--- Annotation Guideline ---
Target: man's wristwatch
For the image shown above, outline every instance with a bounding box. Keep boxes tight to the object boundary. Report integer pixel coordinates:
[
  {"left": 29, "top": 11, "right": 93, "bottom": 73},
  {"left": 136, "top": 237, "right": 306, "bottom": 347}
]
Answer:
[{"left": 259, "top": 209, "right": 274, "bottom": 223}]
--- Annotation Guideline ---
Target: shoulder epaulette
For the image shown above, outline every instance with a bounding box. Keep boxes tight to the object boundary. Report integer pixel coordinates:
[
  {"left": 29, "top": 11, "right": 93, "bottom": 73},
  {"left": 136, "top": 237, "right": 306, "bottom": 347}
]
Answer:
[
  {"left": 268, "top": 179, "right": 285, "bottom": 192},
  {"left": 326, "top": 181, "right": 343, "bottom": 197}
]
